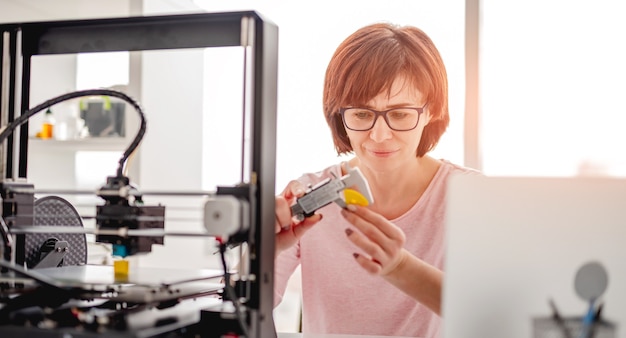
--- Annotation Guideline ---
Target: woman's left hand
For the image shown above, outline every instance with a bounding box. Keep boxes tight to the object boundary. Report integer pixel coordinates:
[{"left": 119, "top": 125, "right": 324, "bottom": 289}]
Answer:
[
  {"left": 341, "top": 204, "right": 443, "bottom": 315},
  {"left": 341, "top": 204, "right": 408, "bottom": 276}
]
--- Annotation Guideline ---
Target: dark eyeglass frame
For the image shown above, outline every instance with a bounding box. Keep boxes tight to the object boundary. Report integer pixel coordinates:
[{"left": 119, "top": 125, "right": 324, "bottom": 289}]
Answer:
[{"left": 339, "top": 104, "right": 427, "bottom": 131}]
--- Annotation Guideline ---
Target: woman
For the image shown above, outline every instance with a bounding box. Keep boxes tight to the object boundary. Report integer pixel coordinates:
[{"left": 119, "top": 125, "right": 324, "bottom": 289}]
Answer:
[{"left": 274, "top": 22, "right": 477, "bottom": 337}]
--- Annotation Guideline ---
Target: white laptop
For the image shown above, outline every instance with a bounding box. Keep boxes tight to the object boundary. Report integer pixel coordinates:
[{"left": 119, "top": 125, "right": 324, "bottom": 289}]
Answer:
[{"left": 442, "top": 175, "right": 626, "bottom": 338}]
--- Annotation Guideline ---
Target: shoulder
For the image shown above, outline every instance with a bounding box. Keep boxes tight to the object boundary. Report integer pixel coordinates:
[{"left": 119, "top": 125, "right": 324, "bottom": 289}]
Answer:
[
  {"left": 424, "top": 159, "right": 482, "bottom": 195},
  {"left": 438, "top": 159, "right": 482, "bottom": 177}
]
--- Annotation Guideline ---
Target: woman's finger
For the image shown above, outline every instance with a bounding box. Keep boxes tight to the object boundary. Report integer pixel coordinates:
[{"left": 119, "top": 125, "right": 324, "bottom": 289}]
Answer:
[
  {"left": 344, "top": 227, "right": 386, "bottom": 262},
  {"left": 281, "top": 180, "right": 307, "bottom": 200},
  {"left": 344, "top": 205, "right": 406, "bottom": 242},
  {"left": 341, "top": 208, "right": 397, "bottom": 253},
  {"left": 275, "top": 196, "right": 293, "bottom": 232},
  {"left": 352, "top": 252, "right": 382, "bottom": 274}
]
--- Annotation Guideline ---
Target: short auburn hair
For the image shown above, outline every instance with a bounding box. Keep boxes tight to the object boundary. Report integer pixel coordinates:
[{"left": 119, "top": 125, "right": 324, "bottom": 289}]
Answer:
[{"left": 323, "top": 23, "right": 449, "bottom": 157}]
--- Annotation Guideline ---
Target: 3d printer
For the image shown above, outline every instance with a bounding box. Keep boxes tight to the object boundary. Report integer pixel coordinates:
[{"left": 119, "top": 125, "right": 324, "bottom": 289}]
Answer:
[{"left": 0, "top": 11, "right": 278, "bottom": 338}]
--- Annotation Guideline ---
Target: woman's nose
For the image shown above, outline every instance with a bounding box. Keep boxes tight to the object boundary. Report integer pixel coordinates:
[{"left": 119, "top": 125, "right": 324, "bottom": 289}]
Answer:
[{"left": 369, "top": 116, "right": 392, "bottom": 142}]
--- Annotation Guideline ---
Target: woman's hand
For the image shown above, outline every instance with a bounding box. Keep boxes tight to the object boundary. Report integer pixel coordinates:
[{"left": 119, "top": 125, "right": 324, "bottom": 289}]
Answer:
[
  {"left": 341, "top": 204, "right": 407, "bottom": 276},
  {"left": 275, "top": 180, "right": 322, "bottom": 256},
  {"left": 341, "top": 204, "right": 443, "bottom": 314}
]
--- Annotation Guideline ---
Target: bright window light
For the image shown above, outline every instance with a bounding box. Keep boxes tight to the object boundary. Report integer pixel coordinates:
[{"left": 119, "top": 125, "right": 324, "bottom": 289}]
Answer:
[
  {"left": 76, "top": 51, "right": 129, "bottom": 90},
  {"left": 481, "top": 0, "right": 626, "bottom": 177},
  {"left": 75, "top": 151, "right": 122, "bottom": 193}
]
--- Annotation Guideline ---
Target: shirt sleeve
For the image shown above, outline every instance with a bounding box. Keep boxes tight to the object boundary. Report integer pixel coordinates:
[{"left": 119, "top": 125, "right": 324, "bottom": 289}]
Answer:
[
  {"left": 273, "top": 240, "right": 301, "bottom": 307},
  {"left": 273, "top": 165, "right": 337, "bottom": 307}
]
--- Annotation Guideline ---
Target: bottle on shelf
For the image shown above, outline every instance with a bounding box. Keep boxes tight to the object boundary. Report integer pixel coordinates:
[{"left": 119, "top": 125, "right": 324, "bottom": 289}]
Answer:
[{"left": 38, "top": 108, "right": 55, "bottom": 139}]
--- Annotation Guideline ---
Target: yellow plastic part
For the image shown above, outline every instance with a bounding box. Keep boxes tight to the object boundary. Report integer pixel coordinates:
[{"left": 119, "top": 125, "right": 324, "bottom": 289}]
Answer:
[
  {"left": 343, "top": 188, "right": 369, "bottom": 206},
  {"left": 114, "top": 259, "right": 129, "bottom": 279}
]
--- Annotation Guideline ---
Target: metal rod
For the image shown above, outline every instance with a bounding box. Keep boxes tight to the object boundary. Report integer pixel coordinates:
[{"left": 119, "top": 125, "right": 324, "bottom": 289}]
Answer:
[
  {"left": 9, "top": 226, "right": 214, "bottom": 238},
  {"left": 30, "top": 189, "right": 216, "bottom": 197}
]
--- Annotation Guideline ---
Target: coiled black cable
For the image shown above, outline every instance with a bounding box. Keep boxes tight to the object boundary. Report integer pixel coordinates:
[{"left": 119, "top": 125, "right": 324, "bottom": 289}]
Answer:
[{"left": 0, "top": 89, "right": 147, "bottom": 177}]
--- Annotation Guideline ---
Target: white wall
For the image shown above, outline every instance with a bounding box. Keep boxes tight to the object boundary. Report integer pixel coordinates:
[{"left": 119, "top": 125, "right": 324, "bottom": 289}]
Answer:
[
  {"left": 0, "top": 0, "right": 131, "bottom": 23},
  {"left": 26, "top": 55, "right": 78, "bottom": 188}
]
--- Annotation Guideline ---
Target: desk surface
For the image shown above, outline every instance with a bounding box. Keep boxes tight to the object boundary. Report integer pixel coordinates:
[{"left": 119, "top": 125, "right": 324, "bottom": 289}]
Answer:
[{"left": 279, "top": 334, "right": 414, "bottom": 338}]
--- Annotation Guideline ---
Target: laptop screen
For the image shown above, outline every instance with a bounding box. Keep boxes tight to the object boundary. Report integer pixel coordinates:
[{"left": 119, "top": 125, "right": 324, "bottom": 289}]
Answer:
[{"left": 442, "top": 175, "right": 626, "bottom": 338}]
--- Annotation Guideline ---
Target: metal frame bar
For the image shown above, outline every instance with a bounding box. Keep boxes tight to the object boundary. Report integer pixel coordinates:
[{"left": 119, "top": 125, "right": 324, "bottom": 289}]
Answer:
[{"left": 1, "top": 29, "right": 18, "bottom": 179}]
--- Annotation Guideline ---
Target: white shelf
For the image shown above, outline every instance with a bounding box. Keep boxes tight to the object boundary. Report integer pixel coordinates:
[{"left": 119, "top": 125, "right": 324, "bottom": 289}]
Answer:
[{"left": 28, "top": 137, "right": 128, "bottom": 152}]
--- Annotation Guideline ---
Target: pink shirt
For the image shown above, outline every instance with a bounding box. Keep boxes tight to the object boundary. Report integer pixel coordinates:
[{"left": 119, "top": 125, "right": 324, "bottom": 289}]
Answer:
[{"left": 275, "top": 160, "right": 477, "bottom": 337}]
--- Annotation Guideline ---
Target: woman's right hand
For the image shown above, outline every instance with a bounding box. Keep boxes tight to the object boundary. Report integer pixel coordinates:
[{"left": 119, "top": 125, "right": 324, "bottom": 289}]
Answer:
[{"left": 275, "top": 180, "right": 322, "bottom": 256}]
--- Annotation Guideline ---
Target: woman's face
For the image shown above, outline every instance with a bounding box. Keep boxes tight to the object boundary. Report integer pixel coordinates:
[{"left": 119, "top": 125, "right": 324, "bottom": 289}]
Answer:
[{"left": 345, "top": 76, "right": 431, "bottom": 173}]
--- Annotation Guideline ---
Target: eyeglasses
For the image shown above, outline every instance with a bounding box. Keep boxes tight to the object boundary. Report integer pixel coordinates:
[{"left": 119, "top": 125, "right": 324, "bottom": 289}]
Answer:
[{"left": 340, "top": 105, "right": 426, "bottom": 131}]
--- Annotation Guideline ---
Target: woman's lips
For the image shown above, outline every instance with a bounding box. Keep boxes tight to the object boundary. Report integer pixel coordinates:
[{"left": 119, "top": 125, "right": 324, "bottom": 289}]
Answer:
[{"left": 368, "top": 149, "right": 397, "bottom": 157}]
